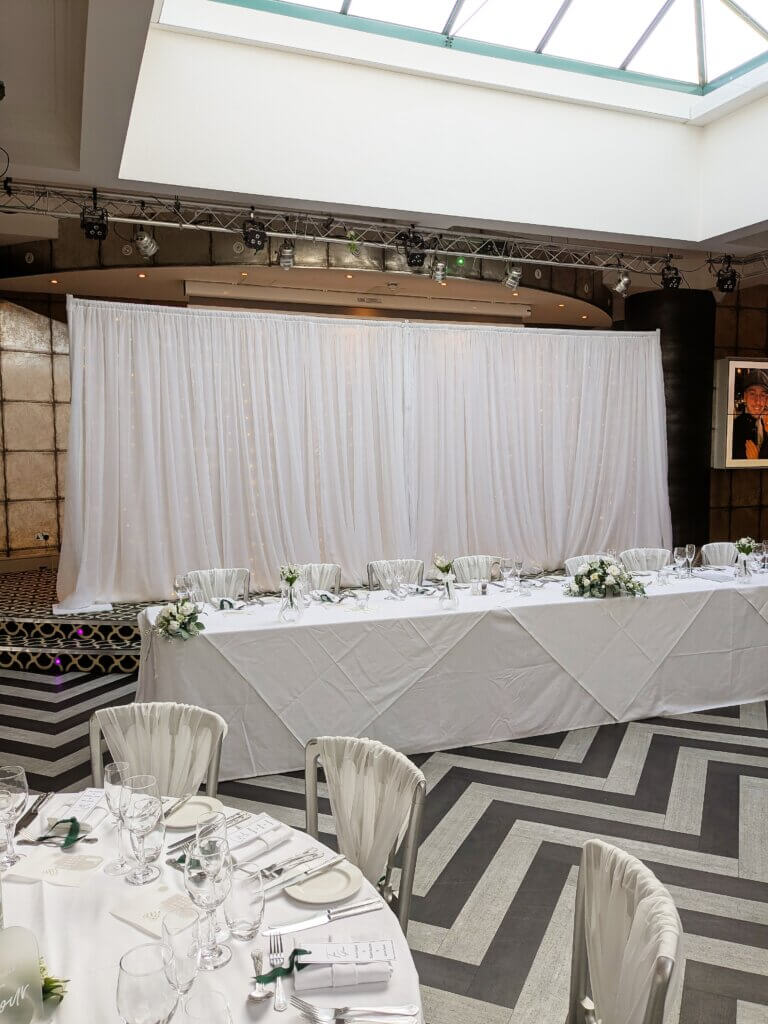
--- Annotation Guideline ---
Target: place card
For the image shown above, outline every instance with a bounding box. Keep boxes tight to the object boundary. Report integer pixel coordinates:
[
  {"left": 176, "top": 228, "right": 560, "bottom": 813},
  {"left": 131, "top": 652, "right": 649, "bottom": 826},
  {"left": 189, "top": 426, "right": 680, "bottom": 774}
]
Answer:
[
  {"left": 4, "top": 848, "right": 103, "bottom": 887},
  {"left": 110, "top": 890, "right": 191, "bottom": 938},
  {"left": 298, "top": 940, "right": 396, "bottom": 964},
  {"left": 0, "top": 927, "right": 44, "bottom": 1022}
]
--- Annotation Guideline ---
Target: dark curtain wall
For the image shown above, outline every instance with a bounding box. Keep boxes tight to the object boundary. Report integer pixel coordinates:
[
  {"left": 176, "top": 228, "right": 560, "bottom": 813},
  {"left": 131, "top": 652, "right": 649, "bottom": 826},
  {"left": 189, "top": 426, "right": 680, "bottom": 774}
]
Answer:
[{"left": 624, "top": 290, "right": 716, "bottom": 547}]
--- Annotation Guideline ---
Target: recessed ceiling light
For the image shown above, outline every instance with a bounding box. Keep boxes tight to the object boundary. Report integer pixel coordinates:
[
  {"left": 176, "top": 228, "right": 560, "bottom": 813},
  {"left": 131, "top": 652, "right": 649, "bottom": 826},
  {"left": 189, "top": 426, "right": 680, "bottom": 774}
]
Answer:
[
  {"left": 439, "top": 281, "right": 447, "bottom": 287},
  {"left": 50, "top": 279, "right": 58, "bottom": 285},
  {"left": 240, "top": 271, "right": 248, "bottom": 278},
  {"left": 557, "top": 302, "right": 565, "bottom": 308},
  {"left": 512, "top": 291, "right": 519, "bottom": 297},
  {"left": 345, "top": 273, "right": 353, "bottom": 279},
  {"left": 581, "top": 314, "right": 588, "bottom": 319},
  {"left": 137, "top": 272, "right": 147, "bottom": 279}
]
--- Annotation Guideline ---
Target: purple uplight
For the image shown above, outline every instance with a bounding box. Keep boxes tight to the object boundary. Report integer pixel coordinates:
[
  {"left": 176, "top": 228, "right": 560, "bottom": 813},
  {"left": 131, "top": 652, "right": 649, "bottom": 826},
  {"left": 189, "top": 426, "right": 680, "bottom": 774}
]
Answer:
[
  {"left": 77, "top": 628, "right": 84, "bottom": 636},
  {"left": 54, "top": 657, "right": 62, "bottom": 666}
]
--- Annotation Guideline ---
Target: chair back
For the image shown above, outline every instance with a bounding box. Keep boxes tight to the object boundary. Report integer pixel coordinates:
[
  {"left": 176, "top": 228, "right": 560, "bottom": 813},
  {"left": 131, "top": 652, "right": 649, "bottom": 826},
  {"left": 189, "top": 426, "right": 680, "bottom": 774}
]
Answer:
[
  {"left": 185, "top": 567, "right": 250, "bottom": 602},
  {"left": 299, "top": 562, "right": 342, "bottom": 594},
  {"left": 453, "top": 555, "right": 499, "bottom": 584},
  {"left": 367, "top": 559, "right": 424, "bottom": 590},
  {"left": 567, "top": 839, "right": 683, "bottom": 1024},
  {"left": 90, "top": 701, "right": 227, "bottom": 798},
  {"left": 701, "top": 542, "right": 737, "bottom": 566},
  {"left": 305, "top": 736, "right": 425, "bottom": 934},
  {"left": 565, "top": 553, "right": 613, "bottom": 577},
  {"left": 620, "top": 548, "right": 670, "bottom": 572}
]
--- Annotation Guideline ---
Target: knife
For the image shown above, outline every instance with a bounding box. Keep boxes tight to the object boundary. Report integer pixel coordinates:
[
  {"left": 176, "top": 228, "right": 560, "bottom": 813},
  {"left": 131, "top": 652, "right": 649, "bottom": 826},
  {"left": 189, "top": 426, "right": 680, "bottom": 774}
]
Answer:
[
  {"left": 166, "top": 811, "right": 250, "bottom": 853},
  {"left": 263, "top": 853, "right": 346, "bottom": 895},
  {"left": 262, "top": 897, "right": 383, "bottom": 936},
  {"left": 15, "top": 792, "right": 51, "bottom": 835},
  {"left": 164, "top": 794, "right": 193, "bottom": 820}
]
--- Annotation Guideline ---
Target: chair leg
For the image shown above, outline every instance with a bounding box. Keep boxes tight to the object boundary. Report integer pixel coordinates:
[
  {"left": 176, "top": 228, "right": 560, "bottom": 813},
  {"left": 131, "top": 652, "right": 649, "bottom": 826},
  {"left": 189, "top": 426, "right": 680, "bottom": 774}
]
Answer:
[
  {"left": 206, "top": 734, "right": 223, "bottom": 798},
  {"left": 397, "top": 780, "right": 426, "bottom": 935},
  {"left": 89, "top": 714, "right": 104, "bottom": 788},
  {"left": 305, "top": 741, "right": 320, "bottom": 839}
]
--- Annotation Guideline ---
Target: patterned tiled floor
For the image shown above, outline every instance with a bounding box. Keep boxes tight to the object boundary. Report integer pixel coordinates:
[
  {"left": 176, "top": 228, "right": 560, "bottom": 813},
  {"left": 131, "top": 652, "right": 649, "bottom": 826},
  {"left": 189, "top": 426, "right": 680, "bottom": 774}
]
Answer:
[
  {"left": 6, "top": 661, "right": 768, "bottom": 1023},
  {"left": 0, "top": 567, "right": 151, "bottom": 623}
]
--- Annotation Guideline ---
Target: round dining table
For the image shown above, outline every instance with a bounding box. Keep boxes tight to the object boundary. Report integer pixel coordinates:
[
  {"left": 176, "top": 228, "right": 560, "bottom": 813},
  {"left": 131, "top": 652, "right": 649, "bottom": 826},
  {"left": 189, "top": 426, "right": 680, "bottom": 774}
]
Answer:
[{"left": 3, "top": 791, "right": 423, "bottom": 1022}]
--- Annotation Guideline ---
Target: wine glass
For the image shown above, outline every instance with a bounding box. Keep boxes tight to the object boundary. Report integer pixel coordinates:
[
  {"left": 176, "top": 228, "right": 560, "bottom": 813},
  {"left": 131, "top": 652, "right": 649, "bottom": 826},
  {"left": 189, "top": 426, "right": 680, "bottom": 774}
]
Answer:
[
  {"left": 0, "top": 765, "right": 28, "bottom": 868},
  {"left": 124, "top": 775, "right": 163, "bottom": 886},
  {"left": 162, "top": 907, "right": 201, "bottom": 996},
  {"left": 117, "top": 943, "right": 178, "bottom": 1024},
  {"left": 500, "top": 557, "right": 514, "bottom": 593},
  {"left": 174, "top": 574, "right": 189, "bottom": 601},
  {"left": 513, "top": 557, "right": 524, "bottom": 591},
  {"left": 130, "top": 812, "right": 165, "bottom": 872},
  {"left": 673, "top": 547, "right": 686, "bottom": 579},
  {"left": 104, "top": 762, "right": 131, "bottom": 877},
  {"left": 182, "top": 989, "right": 233, "bottom": 1023},
  {"left": 685, "top": 543, "right": 696, "bottom": 576},
  {"left": 184, "top": 838, "right": 233, "bottom": 970},
  {"left": 196, "top": 810, "right": 228, "bottom": 847},
  {"left": 224, "top": 865, "right": 264, "bottom": 940}
]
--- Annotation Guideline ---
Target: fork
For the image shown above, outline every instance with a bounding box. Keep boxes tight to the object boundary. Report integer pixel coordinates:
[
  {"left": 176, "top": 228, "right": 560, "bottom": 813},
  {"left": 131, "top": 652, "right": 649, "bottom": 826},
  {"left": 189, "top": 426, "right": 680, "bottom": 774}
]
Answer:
[
  {"left": 291, "top": 996, "right": 420, "bottom": 1019},
  {"left": 269, "top": 933, "right": 287, "bottom": 1013}
]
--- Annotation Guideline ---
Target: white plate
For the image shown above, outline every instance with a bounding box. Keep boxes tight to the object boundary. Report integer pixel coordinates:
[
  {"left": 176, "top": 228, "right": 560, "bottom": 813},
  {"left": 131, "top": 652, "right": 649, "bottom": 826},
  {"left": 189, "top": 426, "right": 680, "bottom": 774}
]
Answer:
[
  {"left": 284, "top": 862, "right": 363, "bottom": 905},
  {"left": 165, "top": 796, "right": 224, "bottom": 830}
]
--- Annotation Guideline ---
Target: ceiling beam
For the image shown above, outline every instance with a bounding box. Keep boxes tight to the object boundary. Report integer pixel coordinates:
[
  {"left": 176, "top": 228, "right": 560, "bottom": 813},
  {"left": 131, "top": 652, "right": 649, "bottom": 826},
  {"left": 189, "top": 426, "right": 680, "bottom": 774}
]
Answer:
[
  {"left": 442, "top": 0, "right": 467, "bottom": 36},
  {"left": 340, "top": 0, "right": 351, "bottom": 13},
  {"left": 621, "top": 0, "right": 677, "bottom": 70},
  {"left": 720, "top": 0, "right": 768, "bottom": 41},
  {"left": 694, "top": 0, "right": 707, "bottom": 86},
  {"left": 535, "top": 0, "right": 573, "bottom": 53}
]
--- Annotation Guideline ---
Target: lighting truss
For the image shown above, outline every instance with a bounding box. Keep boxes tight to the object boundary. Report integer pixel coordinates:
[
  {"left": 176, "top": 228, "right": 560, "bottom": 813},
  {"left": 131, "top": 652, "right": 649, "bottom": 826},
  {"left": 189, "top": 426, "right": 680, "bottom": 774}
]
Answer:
[{"left": 1, "top": 180, "right": 767, "bottom": 279}]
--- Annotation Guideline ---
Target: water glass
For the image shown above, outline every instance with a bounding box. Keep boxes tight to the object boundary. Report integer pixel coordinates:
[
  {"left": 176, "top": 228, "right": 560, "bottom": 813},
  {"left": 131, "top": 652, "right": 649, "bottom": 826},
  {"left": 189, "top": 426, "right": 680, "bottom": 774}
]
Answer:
[
  {"left": 162, "top": 906, "right": 201, "bottom": 995},
  {"left": 0, "top": 765, "right": 28, "bottom": 869},
  {"left": 673, "top": 547, "right": 686, "bottom": 579},
  {"left": 223, "top": 866, "right": 265, "bottom": 940},
  {"left": 500, "top": 558, "right": 514, "bottom": 592},
  {"left": 130, "top": 814, "right": 165, "bottom": 871},
  {"left": 685, "top": 543, "right": 696, "bottom": 576},
  {"left": 470, "top": 578, "right": 481, "bottom": 596},
  {"left": 174, "top": 574, "right": 189, "bottom": 600},
  {"left": 513, "top": 558, "right": 524, "bottom": 590},
  {"left": 182, "top": 988, "right": 233, "bottom": 1023},
  {"left": 116, "top": 943, "right": 178, "bottom": 1024},
  {"left": 518, "top": 577, "right": 532, "bottom": 597},
  {"left": 124, "top": 775, "right": 163, "bottom": 886},
  {"left": 104, "top": 761, "right": 131, "bottom": 877},
  {"left": 184, "top": 838, "right": 233, "bottom": 970}
]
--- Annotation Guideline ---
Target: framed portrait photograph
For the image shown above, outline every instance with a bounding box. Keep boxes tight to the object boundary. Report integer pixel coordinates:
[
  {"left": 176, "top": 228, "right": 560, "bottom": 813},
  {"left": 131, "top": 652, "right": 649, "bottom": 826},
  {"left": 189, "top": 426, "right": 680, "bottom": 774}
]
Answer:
[{"left": 713, "top": 358, "right": 768, "bottom": 468}]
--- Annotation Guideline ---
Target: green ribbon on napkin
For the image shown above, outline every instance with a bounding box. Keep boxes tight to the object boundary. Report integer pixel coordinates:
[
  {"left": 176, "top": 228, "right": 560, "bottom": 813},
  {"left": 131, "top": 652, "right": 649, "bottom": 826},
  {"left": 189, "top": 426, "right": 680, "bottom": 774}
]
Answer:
[
  {"left": 255, "top": 948, "right": 310, "bottom": 984},
  {"left": 36, "top": 818, "right": 82, "bottom": 849}
]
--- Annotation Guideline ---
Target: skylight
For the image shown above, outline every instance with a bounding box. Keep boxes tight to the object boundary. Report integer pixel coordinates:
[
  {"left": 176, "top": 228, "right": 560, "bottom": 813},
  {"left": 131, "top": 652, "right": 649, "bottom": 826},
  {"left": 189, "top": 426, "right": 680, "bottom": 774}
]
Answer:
[{"left": 216, "top": 0, "right": 768, "bottom": 91}]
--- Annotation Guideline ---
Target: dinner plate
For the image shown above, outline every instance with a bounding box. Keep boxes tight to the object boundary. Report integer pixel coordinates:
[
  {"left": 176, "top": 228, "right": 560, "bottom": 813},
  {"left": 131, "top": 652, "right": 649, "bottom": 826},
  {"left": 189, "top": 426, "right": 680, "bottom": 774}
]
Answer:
[
  {"left": 165, "top": 795, "right": 224, "bottom": 830},
  {"left": 284, "top": 861, "right": 363, "bottom": 905}
]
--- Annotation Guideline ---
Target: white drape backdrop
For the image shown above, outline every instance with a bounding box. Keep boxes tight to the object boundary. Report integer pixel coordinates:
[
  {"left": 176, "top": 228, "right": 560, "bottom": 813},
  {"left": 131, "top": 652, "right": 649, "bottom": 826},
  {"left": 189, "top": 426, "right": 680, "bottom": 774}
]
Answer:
[{"left": 57, "top": 298, "right": 671, "bottom": 607}]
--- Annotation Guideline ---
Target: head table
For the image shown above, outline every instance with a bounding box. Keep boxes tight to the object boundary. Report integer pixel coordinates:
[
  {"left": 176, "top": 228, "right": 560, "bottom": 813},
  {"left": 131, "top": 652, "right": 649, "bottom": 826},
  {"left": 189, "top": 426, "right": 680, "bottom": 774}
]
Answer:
[
  {"left": 3, "top": 791, "right": 421, "bottom": 1022},
  {"left": 137, "top": 573, "right": 768, "bottom": 780}
]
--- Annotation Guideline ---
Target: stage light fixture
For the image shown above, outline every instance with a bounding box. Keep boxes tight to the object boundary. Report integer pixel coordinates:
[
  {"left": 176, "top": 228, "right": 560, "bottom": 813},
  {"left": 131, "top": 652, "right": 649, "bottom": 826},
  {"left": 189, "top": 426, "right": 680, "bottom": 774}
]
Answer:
[
  {"left": 242, "top": 212, "right": 267, "bottom": 251},
  {"left": 661, "top": 258, "right": 682, "bottom": 290},
  {"left": 613, "top": 269, "right": 631, "bottom": 296},
  {"left": 278, "top": 239, "right": 295, "bottom": 269},
  {"left": 432, "top": 260, "right": 447, "bottom": 283},
  {"left": 503, "top": 265, "right": 523, "bottom": 289},
  {"left": 134, "top": 230, "right": 158, "bottom": 258},
  {"left": 716, "top": 255, "right": 739, "bottom": 293},
  {"left": 396, "top": 227, "right": 427, "bottom": 269},
  {"left": 80, "top": 191, "right": 108, "bottom": 241}
]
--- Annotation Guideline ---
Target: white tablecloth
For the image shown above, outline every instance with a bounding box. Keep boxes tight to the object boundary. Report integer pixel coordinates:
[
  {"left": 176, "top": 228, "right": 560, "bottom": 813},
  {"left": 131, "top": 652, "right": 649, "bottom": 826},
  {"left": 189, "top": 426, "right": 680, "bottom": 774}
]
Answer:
[
  {"left": 3, "top": 793, "right": 420, "bottom": 1022},
  {"left": 137, "top": 575, "right": 768, "bottom": 779}
]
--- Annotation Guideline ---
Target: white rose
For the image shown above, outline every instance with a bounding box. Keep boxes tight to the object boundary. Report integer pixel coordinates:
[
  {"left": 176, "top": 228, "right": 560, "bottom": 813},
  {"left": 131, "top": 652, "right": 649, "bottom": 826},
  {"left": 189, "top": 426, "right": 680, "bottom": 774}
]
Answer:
[
  {"left": 180, "top": 601, "right": 195, "bottom": 617},
  {"left": 163, "top": 603, "right": 176, "bottom": 616},
  {"left": 167, "top": 620, "right": 181, "bottom": 634},
  {"left": 590, "top": 572, "right": 599, "bottom": 582},
  {"left": 609, "top": 564, "right": 620, "bottom": 575},
  {"left": 605, "top": 574, "right": 615, "bottom": 585}
]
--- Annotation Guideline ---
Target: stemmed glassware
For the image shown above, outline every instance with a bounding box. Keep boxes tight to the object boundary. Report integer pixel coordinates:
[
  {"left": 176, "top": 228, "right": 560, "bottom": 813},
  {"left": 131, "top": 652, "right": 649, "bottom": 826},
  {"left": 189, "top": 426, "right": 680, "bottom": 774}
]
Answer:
[
  {"left": 174, "top": 574, "right": 189, "bottom": 601},
  {"left": 162, "top": 907, "right": 202, "bottom": 996},
  {"left": 104, "top": 761, "right": 131, "bottom": 877},
  {"left": 513, "top": 557, "right": 524, "bottom": 591},
  {"left": 124, "top": 775, "right": 163, "bottom": 886},
  {"left": 116, "top": 943, "right": 178, "bottom": 1024},
  {"left": 182, "top": 989, "right": 233, "bottom": 1023},
  {"left": 685, "top": 543, "right": 696, "bottom": 576},
  {"left": 0, "top": 765, "right": 28, "bottom": 868},
  {"left": 184, "top": 836, "right": 233, "bottom": 970},
  {"left": 500, "top": 557, "right": 514, "bottom": 593},
  {"left": 673, "top": 547, "right": 686, "bottom": 579}
]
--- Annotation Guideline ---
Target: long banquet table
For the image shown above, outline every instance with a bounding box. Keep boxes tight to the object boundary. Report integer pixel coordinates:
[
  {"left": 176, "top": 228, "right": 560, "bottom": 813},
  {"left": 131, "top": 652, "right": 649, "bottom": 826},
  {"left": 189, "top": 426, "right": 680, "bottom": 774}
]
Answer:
[
  {"left": 4, "top": 791, "right": 421, "bottom": 1022},
  {"left": 137, "top": 574, "right": 768, "bottom": 780}
]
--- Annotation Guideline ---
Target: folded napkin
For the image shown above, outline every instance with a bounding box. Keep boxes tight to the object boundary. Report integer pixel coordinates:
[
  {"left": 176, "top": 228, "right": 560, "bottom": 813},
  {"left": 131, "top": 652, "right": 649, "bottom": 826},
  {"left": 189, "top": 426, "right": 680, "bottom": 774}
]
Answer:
[
  {"left": 45, "top": 813, "right": 104, "bottom": 837},
  {"left": 236, "top": 823, "right": 290, "bottom": 858},
  {"left": 310, "top": 590, "right": 339, "bottom": 603},
  {"left": 696, "top": 569, "right": 737, "bottom": 583},
  {"left": 294, "top": 961, "right": 393, "bottom": 991}
]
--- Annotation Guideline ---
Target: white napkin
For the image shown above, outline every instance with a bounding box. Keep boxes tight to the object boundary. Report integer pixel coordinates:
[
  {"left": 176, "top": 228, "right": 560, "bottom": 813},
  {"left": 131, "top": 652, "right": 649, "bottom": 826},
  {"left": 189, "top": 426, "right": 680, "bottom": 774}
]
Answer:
[
  {"left": 230, "top": 821, "right": 290, "bottom": 856},
  {"left": 696, "top": 569, "right": 737, "bottom": 583},
  {"left": 294, "top": 962, "right": 393, "bottom": 991}
]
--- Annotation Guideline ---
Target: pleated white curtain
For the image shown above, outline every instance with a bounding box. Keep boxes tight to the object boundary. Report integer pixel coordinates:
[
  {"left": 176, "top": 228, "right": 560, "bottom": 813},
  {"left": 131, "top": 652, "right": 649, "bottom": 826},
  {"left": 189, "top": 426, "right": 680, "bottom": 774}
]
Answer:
[{"left": 57, "top": 298, "right": 671, "bottom": 607}]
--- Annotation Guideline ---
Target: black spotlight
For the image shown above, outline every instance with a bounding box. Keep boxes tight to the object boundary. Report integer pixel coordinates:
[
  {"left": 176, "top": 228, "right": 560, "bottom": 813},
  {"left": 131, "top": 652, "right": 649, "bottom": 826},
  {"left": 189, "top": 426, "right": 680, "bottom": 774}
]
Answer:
[
  {"left": 242, "top": 211, "right": 267, "bottom": 251},
  {"left": 396, "top": 227, "right": 427, "bottom": 268},
  {"left": 80, "top": 204, "right": 108, "bottom": 241},
  {"left": 716, "top": 255, "right": 739, "bottom": 293},
  {"left": 661, "top": 257, "right": 682, "bottom": 289}
]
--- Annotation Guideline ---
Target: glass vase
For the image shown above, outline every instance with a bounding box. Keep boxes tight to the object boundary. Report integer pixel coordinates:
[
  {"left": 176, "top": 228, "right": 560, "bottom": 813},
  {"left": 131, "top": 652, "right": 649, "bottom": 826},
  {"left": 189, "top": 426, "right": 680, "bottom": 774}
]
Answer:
[
  {"left": 737, "top": 552, "right": 752, "bottom": 578},
  {"left": 438, "top": 573, "right": 459, "bottom": 610},
  {"left": 278, "top": 581, "right": 304, "bottom": 622}
]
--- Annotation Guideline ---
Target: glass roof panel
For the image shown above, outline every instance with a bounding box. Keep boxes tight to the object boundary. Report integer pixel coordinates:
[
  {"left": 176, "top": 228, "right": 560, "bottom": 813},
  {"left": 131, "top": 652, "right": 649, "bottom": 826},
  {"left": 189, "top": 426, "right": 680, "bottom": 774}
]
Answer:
[
  {"left": 453, "top": 0, "right": 565, "bottom": 52},
  {"left": 628, "top": 0, "right": 700, "bottom": 82},
  {"left": 544, "top": 0, "right": 665, "bottom": 69},
  {"left": 348, "top": 0, "right": 456, "bottom": 33},
  {"left": 734, "top": 0, "right": 768, "bottom": 31},
  {"left": 704, "top": 0, "right": 767, "bottom": 78}
]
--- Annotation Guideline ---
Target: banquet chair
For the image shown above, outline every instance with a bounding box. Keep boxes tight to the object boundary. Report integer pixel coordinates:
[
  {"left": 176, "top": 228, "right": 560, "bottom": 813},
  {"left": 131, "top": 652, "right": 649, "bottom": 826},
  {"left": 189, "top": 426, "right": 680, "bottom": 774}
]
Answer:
[
  {"left": 299, "top": 562, "right": 342, "bottom": 594},
  {"left": 566, "top": 839, "right": 683, "bottom": 1024},
  {"left": 184, "top": 567, "right": 250, "bottom": 603},
  {"left": 305, "top": 736, "right": 426, "bottom": 935},
  {"left": 89, "top": 701, "right": 227, "bottom": 798},
  {"left": 619, "top": 548, "right": 670, "bottom": 572},
  {"left": 701, "top": 541, "right": 737, "bottom": 566},
  {"left": 366, "top": 558, "right": 424, "bottom": 590},
  {"left": 564, "top": 553, "right": 613, "bottom": 576},
  {"left": 452, "top": 555, "right": 500, "bottom": 583}
]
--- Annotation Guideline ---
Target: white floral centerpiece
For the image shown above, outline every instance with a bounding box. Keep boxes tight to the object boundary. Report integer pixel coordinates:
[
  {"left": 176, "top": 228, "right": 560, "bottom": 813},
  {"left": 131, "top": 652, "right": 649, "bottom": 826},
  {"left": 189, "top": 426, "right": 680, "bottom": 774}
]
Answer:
[
  {"left": 736, "top": 537, "right": 756, "bottom": 555},
  {"left": 279, "top": 563, "right": 304, "bottom": 622},
  {"left": 433, "top": 554, "right": 454, "bottom": 577},
  {"left": 433, "top": 554, "right": 458, "bottom": 609},
  {"left": 566, "top": 557, "right": 646, "bottom": 599},
  {"left": 155, "top": 599, "right": 205, "bottom": 640}
]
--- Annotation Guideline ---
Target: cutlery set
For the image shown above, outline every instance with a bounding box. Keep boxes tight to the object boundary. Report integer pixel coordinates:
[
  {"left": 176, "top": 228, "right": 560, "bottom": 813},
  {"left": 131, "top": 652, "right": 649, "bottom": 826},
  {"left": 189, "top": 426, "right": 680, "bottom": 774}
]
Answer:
[
  {"left": 165, "top": 810, "right": 250, "bottom": 857},
  {"left": 292, "top": 995, "right": 419, "bottom": 1023}
]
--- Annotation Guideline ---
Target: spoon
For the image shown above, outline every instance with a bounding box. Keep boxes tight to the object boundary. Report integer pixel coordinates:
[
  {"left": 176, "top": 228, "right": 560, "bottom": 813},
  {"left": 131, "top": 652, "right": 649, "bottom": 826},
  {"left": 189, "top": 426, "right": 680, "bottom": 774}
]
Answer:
[{"left": 248, "top": 951, "right": 274, "bottom": 1003}]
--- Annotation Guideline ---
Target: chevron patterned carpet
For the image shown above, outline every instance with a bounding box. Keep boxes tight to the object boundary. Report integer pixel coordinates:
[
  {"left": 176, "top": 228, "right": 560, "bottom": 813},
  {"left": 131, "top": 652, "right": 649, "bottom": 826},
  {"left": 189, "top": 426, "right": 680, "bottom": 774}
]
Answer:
[{"left": 5, "top": 666, "right": 768, "bottom": 1023}]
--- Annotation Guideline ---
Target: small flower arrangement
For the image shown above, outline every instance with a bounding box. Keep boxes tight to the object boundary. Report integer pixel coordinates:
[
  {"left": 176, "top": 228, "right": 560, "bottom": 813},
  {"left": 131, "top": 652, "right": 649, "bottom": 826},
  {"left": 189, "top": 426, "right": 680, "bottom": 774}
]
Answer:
[
  {"left": 566, "top": 557, "right": 646, "bottom": 599},
  {"left": 280, "top": 563, "right": 302, "bottom": 586},
  {"left": 155, "top": 599, "right": 205, "bottom": 640},
  {"left": 40, "top": 958, "right": 68, "bottom": 1003},
  {"left": 736, "top": 537, "right": 757, "bottom": 555},
  {"left": 433, "top": 554, "right": 453, "bottom": 576}
]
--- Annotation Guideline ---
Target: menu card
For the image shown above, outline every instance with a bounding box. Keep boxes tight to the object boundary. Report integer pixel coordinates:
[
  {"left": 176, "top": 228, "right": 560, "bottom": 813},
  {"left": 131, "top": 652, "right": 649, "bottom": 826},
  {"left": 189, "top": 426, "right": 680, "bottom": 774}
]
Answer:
[{"left": 298, "top": 940, "right": 396, "bottom": 964}]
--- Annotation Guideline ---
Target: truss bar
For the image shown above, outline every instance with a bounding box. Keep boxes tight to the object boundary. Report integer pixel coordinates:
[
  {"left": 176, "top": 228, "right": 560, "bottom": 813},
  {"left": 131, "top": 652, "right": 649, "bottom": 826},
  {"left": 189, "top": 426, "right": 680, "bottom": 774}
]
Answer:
[
  {"left": 442, "top": 0, "right": 466, "bottom": 36},
  {"left": 536, "top": 0, "right": 573, "bottom": 53},
  {"left": 621, "top": 0, "right": 676, "bottom": 70},
  {"left": 339, "top": 0, "right": 351, "bottom": 13},
  {"left": 694, "top": 0, "right": 707, "bottom": 86},
  {"left": 720, "top": 0, "right": 768, "bottom": 41}
]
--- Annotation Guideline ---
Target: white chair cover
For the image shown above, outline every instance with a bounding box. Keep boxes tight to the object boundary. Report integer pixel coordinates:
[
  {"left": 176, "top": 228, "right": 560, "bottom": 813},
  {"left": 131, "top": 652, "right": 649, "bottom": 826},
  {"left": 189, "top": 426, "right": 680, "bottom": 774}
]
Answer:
[
  {"left": 619, "top": 548, "right": 670, "bottom": 572},
  {"left": 185, "top": 567, "right": 250, "bottom": 602},
  {"left": 564, "top": 553, "right": 612, "bottom": 576},
  {"left": 701, "top": 542, "right": 737, "bottom": 566},
  {"left": 95, "top": 701, "right": 227, "bottom": 797},
  {"left": 452, "top": 555, "right": 498, "bottom": 583},
  {"left": 580, "top": 839, "right": 683, "bottom": 1024},
  {"left": 299, "top": 563, "right": 342, "bottom": 594},
  {"left": 367, "top": 559, "right": 424, "bottom": 589},
  {"left": 316, "top": 736, "right": 425, "bottom": 885}
]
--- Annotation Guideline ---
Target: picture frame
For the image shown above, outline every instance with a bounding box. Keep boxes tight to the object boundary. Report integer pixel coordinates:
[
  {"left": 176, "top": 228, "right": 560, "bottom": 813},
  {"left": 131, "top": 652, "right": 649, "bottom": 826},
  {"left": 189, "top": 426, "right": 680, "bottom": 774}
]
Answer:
[{"left": 712, "top": 358, "right": 768, "bottom": 468}]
